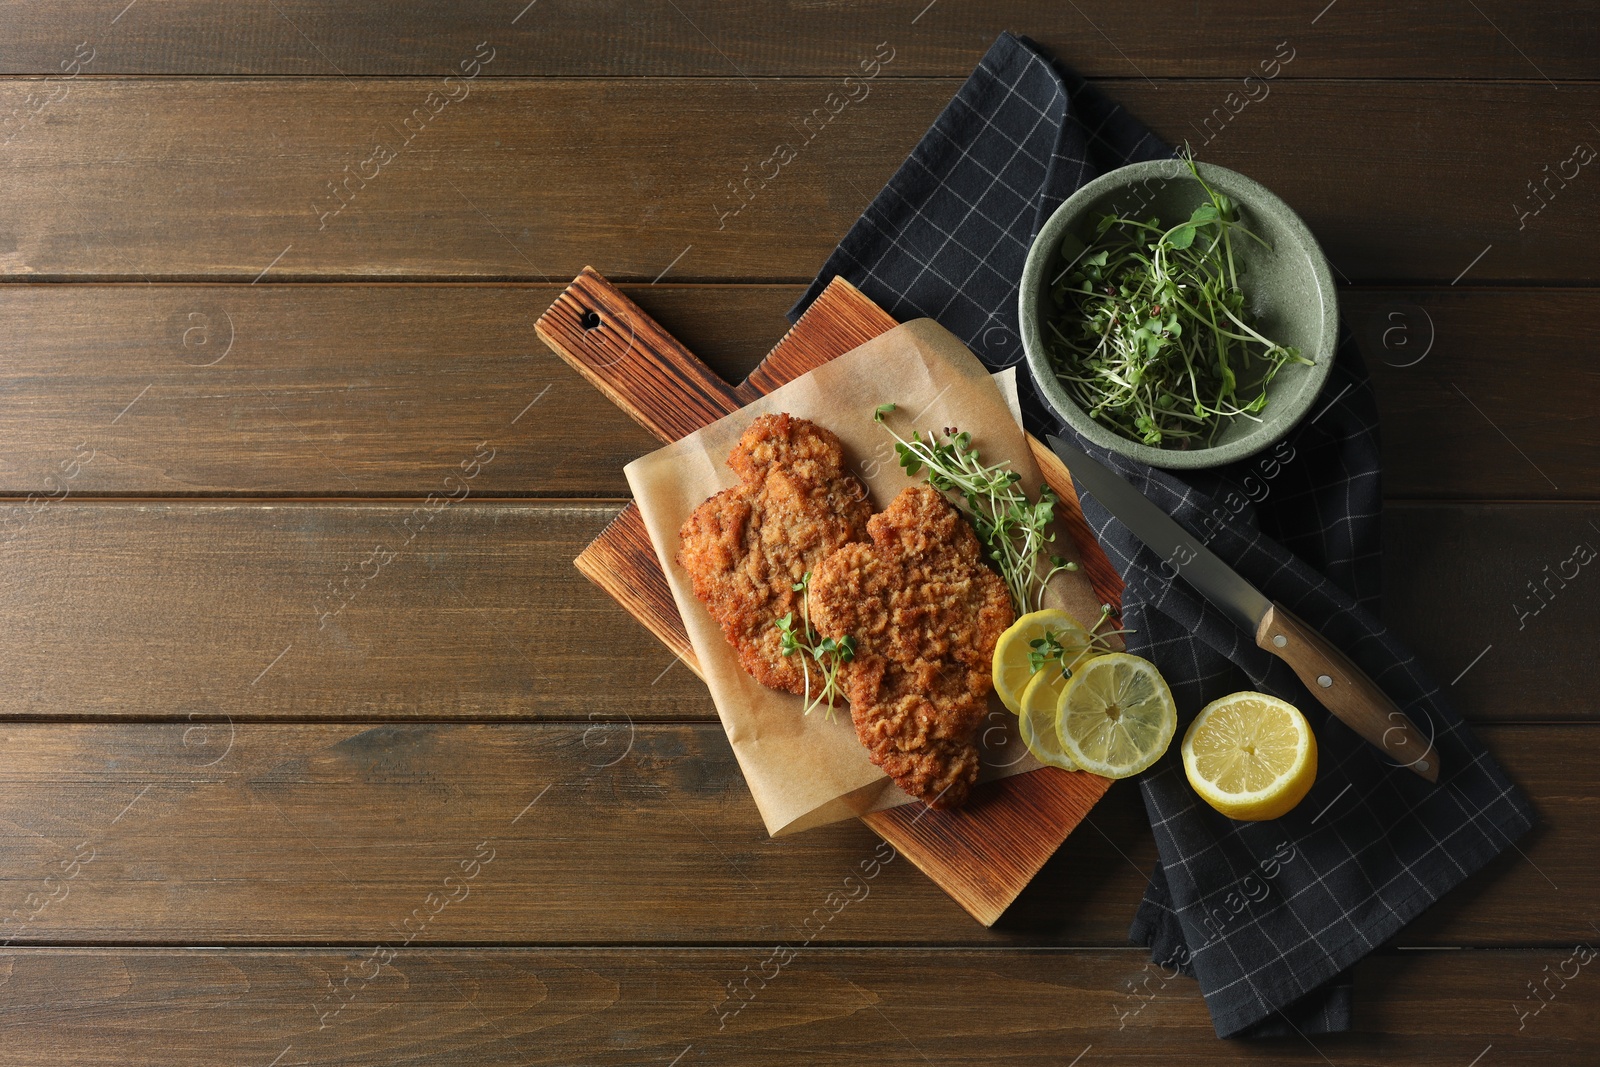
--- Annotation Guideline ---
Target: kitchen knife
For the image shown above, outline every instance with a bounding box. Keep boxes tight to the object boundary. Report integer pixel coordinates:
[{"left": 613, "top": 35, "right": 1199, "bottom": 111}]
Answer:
[{"left": 1046, "top": 434, "right": 1439, "bottom": 783}]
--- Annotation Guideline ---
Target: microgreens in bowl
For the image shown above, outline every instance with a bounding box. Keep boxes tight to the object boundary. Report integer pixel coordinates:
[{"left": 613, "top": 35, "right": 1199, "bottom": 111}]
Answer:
[{"left": 1045, "top": 155, "right": 1312, "bottom": 449}]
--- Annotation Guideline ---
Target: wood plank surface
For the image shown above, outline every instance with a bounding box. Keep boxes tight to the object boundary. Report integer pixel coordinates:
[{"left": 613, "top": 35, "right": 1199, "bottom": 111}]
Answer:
[
  {"left": 0, "top": 4, "right": 1594, "bottom": 1058},
  {"left": 1351, "top": 289, "right": 1600, "bottom": 500},
  {"left": 0, "top": 502, "right": 716, "bottom": 722},
  {"left": 2, "top": 1, "right": 1594, "bottom": 79},
  {"left": 0, "top": 284, "right": 669, "bottom": 498},
  {"left": 1380, "top": 502, "right": 1600, "bottom": 716},
  {"left": 0, "top": 80, "right": 1595, "bottom": 284},
  {"left": 0, "top": 284, "right": 1590, "bottom": 500},
  {"left": 0, "top": 501, "right": 1587, "bottom": 722},
  {"left": 0, "top": 947, "right": 1586, "bottom": 1065},
  {"left": 0, "top": 721, "right": 1584, "bottom": 947}
]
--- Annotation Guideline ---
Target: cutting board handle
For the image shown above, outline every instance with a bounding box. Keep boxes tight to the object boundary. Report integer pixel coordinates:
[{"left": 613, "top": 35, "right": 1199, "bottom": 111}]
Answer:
[{"left": 534, "top": 267, "right": 742, "bottom": 443}]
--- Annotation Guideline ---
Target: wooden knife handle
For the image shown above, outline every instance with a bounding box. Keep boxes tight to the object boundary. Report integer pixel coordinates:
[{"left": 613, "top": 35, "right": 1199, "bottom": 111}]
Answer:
[{"left": 1256, "top": 602, "right": 1440, "bottom": 782}]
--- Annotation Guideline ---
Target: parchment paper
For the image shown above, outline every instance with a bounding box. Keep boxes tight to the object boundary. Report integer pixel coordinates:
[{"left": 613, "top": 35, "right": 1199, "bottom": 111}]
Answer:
[{"left": 626, "top": 319, "right": 1107, "bottom": 836}]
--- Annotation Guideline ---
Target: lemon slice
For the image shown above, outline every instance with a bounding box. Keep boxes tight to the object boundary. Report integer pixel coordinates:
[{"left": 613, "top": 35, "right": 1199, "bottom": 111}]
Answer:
[
  {"left": 1182, "top": 691, "right": 1317, "bottom": 821},
  {"left": 991, "top": 609, "right": 1091, "bottom": 714},
  {"left": 1056, "top": 653, "right": 1177, "bottom": 779},
  {"left": 1018, "top": 667, "right": 1078, "bottom": 770}
]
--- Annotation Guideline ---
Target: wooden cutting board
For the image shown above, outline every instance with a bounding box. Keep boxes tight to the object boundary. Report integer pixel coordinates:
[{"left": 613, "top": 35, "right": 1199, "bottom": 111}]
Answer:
[{"left": 535, "top": 268, "right": 1126, "bottom": 926}]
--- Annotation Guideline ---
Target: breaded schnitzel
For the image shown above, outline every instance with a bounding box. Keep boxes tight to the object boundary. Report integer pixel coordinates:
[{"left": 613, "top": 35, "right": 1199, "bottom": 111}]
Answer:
[
  {"left": 677, "top": 413, "right": 873, "bottom": 695},
  {"left": 809, "top": 486, "right": 1015, "bottom": 808}
]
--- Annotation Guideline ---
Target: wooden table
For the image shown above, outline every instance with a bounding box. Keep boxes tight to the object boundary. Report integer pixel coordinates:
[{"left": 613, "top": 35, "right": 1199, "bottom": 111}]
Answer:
[{"left": 0, "top": 4, "right": 1595, "bottom": 1063}]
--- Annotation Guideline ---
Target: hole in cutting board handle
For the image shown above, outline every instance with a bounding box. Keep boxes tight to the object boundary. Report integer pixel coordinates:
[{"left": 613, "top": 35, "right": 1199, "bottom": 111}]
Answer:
[{"left": 579, "top": 309, "right": 602, "bottom": 331}]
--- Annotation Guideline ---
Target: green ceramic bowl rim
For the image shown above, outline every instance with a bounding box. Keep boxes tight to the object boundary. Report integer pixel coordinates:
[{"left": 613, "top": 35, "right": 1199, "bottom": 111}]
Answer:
[{"left": 1019, "top": 159, "right": 1338, "bottom": 470}]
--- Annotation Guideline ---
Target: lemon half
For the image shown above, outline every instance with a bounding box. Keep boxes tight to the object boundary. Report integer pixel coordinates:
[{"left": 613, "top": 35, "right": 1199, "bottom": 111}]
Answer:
[
  {"left": 1181, "top": 691, "right": 1317, "bottom": 821},
  {"left": 1018, "top": 668, "right": 1078, "bottom": 770},
  {"left": 991, "top": 609, "right": 1090, "bottom": 714}
]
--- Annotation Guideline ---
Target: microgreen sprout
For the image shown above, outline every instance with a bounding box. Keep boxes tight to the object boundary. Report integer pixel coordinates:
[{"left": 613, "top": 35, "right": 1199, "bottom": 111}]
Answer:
[
  {"left": 775, "top": 571, "right": 855, "bottom": 721},
  {"left": 1026, "top": 603, "right": 1136, "bottom": 682},
  {"left": 873, "top": 410, "right": 1074, "bottom": 615},
  {"left": 1046, "top": 152, "right": 1312, "bottom": 449}
]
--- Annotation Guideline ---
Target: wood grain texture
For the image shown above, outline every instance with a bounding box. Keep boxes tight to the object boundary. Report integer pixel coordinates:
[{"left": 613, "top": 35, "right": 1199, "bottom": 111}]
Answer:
[
  {"left": 0, "top": 285, "right": 1591, "bottom": 499},
  {"left": 0, "top": 284, "right": 665, "bottom": 498},
  {"left": 0, "top": 721, "right": 1584, "bottom": 947},
  {"left": 738, "top": 270, "right": 897, "bottom": 397},
  {"left": 1380, "top": 502, "right": 1600, "bottom": 719},
  {"left": 534, "top": 268, "right": 744, "bottom": 439},
  {"left": 0, "top": 502, "right": 715, "bottom": 722},
  {"left": 543, "top": 272, "right": 1110, "bottom": 927},
  {"left": 0, "top": 500, "right": 1588, "bottom": 723},
  {"left": 0, "top": 80, "right": 1596, "bottom": 283},
  {"left": 858, "top": 760, "right": 1110, "bottom": 929},
  {"left": 1349, "top": 289, "right": 1600, "bottom": 501},
  {"left": 0, "top": 947, "right": 1587, "bottom": 1062},
  {"left": 0, "top": 947, "right": 1589, "bottom": 1064},
  {"left": 574, "top": 506, "right": 702, "bottom": 675},
  {"left": 0, "top": 6, "right": 1591, "bottom": 1059},
  {"left": 2, "top": 1, "right": 1595, "bottom": 78}
]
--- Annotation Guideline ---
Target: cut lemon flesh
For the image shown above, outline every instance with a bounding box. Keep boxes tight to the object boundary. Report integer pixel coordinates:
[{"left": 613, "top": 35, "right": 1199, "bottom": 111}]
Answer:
[
  {"left": 991, "top": 608, "right": 1090, "bottom": 714},
  {"left": 1019, "top": 668, "right": 1078, "bottom": 770},
  {"left": 1056, "top": 653, "right": 1176, "bottom": 779},
  {"left": 1182, "top": 691, "right": 1317, "bottom": 821}
]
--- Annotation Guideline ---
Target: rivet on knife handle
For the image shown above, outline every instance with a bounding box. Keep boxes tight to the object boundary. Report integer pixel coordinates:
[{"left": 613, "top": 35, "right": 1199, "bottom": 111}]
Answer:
[{"left": 1255, "top": 602, "right": 1440, "bottom": 783}]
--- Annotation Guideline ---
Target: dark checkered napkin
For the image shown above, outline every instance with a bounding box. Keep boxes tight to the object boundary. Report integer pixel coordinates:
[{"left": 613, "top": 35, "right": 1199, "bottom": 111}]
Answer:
[{"left": 789, "top": 31, "right": 1534, "bottom": 1039}]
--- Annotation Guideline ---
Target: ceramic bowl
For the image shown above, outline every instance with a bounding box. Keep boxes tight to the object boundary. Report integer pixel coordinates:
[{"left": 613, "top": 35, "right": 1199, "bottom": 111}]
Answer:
[{"left": 1019, "top": 160, "right": 1338, "bottom": 469}]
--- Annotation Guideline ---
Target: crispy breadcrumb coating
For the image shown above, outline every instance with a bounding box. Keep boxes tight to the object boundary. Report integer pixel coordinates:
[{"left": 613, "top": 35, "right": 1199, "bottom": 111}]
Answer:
[
  {"left": 810, "top": 486, "right": 1015, "bottom": 808},
  {"left": 677, "top": 413, "right": 873, "bottom": 695}
]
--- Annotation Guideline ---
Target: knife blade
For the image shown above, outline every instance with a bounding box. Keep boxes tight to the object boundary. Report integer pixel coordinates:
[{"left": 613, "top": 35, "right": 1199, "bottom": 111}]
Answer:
[{"left": 1046, "top": 434, "right": 1439, "bottom": 783}]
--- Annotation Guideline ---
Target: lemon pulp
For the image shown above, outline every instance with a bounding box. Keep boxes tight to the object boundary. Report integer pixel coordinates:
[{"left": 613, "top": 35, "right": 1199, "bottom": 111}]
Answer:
[
  {"left": 1056, "top": 653, "right": 1176, "bottom": 779},
  {"left": 1018, "top": 668, "right": 1078, "bottom": 770},
  {"left": 991, "top": 608, "right": 1090, "bottom": 714},
  {"left": 1181, "top": 691, "right": 1317, "bottom": 821}
]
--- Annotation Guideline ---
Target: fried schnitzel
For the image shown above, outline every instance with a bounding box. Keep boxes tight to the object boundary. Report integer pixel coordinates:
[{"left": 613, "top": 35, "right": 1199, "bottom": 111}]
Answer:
[
  {"left": 677, "top": 413, "right": 873, "bottom": 695},
  {"left": 809, "top": 485, "right": 1016, "bottom": 808}
]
